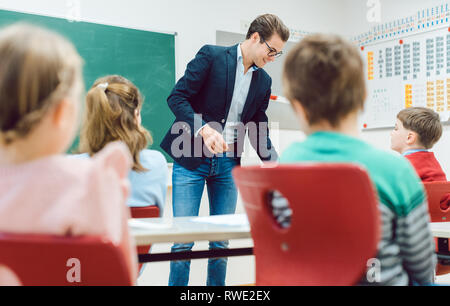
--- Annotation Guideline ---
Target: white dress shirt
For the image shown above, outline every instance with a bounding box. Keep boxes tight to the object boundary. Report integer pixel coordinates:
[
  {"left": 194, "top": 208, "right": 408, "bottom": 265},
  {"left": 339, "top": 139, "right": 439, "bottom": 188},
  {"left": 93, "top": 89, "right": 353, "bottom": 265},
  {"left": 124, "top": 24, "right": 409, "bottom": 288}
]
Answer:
[
  {"left": 222, "top": 44, "right": 257, "bottom": 144},
  {"left": 195, "top": 44, "right": 257, "bottom": 144}
]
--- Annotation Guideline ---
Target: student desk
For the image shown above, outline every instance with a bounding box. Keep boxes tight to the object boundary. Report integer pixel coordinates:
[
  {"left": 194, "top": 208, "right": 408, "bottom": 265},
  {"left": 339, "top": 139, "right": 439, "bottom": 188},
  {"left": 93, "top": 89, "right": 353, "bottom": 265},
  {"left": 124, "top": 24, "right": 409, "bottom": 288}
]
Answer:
[
  {"left": 430, "top": 222, "right": 450, "bottom": 239},
  {"left": 129, "top": 217, "right": 450, "bottom": 263},
  {"left": 129, "top": 214, "right": 252, "bottom": 263},
  {"left": 430, "top": 222, "right": 450, "bottom": 263}
]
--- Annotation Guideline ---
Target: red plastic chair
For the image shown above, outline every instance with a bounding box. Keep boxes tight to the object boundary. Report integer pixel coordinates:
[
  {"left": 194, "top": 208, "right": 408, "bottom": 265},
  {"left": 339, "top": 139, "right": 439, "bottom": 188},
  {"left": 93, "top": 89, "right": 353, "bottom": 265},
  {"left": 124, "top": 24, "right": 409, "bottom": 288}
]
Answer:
[
  {"left": 423, "top": 182, "right": 450, "bottom": 275},
  {"left": 423, "top": 182, "right": 450, "bottom": 223},
  {"left": 0, "top": 233, "right": 134, "bottom": 286},
  {"left": 233, "top": 163, "right": 380, "bottom": 286},
  {"left": 130, "top": 206, "right": 160, "bottom": 219},
  {"left": 130, "top": 206, "right": 160, "bottom": 270}
]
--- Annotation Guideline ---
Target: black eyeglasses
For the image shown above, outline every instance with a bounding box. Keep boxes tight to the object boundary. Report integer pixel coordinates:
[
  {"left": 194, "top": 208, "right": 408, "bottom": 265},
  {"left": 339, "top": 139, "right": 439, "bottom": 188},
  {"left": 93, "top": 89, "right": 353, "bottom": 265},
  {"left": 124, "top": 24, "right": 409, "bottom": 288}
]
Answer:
[{"left": 262, "top": 38, "right": 283, "bottom": 58}]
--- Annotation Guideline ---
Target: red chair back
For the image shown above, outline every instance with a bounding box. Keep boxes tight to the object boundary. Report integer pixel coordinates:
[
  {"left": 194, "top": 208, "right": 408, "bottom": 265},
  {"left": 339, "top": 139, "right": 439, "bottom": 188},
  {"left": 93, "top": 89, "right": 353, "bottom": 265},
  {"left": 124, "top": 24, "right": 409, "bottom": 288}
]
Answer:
[
  {"left": 0, "top": 233, "right": 133, "bottom": 286},
  {"left": 423, "top": 182, "right": 450, "bottom": 222},
  {"left": 423, "top": 182, "right": 450, "bottom": 275},
  {"left": 129, "top": 206, "right": 160, "bottom": 271},
  {"left": 233, "top": 163, "right": 380, "bottom": 286},
  {"left": 130, "top": 206, "right": 160, "bottom": 219}
]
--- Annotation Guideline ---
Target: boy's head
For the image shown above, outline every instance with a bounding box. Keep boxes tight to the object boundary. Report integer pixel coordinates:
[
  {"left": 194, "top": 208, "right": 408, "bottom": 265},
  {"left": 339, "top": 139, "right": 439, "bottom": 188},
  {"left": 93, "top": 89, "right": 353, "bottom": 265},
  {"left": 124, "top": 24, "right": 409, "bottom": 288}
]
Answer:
[
  {"left": 391, "top": 107, "right": 443, "bottom": 154},
  {"left": 283, "top": 34, "right": 366, "bottom": 131}
]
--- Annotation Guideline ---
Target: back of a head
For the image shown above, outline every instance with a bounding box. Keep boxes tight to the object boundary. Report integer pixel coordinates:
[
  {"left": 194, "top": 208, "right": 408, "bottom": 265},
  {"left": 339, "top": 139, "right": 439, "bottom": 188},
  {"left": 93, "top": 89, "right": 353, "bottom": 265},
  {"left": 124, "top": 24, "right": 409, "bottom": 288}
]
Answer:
[
  {"left": 0, "top": 23, "right": 83, "bottom": 145},
  {"left": 80, "top": 75, "right": 152, "bottom": 172},
  {"left": 397, "top": 107, "right": 443, "bottom": 149},
  {"left": 283, "top": 34, "right": 366, "bottom": 127}
]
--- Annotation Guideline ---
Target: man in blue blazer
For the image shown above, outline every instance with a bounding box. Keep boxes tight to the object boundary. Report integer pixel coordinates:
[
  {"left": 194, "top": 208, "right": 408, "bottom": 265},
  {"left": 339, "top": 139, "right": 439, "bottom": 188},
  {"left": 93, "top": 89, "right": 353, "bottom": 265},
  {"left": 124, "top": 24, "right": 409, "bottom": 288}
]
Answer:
[{"left": 161, "top": 14, "right": 290, "bottom": 286}]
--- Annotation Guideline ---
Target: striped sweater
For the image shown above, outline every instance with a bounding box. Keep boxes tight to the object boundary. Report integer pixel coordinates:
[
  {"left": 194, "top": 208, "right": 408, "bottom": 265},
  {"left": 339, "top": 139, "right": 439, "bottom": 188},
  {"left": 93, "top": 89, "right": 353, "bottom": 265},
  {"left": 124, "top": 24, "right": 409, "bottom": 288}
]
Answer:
[{"left": 276, "top": 132, "right": 436, "bottom": 286}]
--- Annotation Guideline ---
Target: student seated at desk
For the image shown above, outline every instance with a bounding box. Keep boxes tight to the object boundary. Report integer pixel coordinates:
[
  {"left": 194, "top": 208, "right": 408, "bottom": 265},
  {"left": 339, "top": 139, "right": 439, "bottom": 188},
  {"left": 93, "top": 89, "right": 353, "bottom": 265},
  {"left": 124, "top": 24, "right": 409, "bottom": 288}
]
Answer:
[
  {"left": 77, "top": 75, "right": 168, "bottom": 214},
  {"left": 278, "top": 34, "right": 436, "bottom": 285},
  {"left": 391, "top": 107, "right": 450, "bottom": 210},
  {"left": 0, "top": 24, "right": 137, "bottom": 280}
]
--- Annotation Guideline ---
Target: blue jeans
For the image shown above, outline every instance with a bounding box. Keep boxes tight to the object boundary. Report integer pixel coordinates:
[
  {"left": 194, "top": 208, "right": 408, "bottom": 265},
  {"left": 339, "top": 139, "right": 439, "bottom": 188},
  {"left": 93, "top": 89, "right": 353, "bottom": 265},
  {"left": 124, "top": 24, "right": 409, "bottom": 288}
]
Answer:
[{"left": 168, "top": 155, "right": 239, "bottom": 286}]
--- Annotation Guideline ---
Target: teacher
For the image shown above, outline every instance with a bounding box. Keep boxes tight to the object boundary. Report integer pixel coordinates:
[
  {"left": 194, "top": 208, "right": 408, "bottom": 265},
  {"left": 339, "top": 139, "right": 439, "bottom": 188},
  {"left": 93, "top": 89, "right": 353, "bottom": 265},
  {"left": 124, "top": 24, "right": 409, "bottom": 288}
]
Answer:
[{"left": 161, "top": 14, "right": 290, "bottom": 286}]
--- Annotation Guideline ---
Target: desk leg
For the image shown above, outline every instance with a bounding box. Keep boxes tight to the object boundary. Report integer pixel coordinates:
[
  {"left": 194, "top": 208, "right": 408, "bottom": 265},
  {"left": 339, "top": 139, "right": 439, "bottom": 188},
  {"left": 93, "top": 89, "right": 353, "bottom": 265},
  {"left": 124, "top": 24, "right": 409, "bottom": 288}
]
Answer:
[
  {"left": 438, "top": 238, "right": 449, "bottom": 253},
  {"left": 436, "top": 238, "right": 450, "bottom": 265}
]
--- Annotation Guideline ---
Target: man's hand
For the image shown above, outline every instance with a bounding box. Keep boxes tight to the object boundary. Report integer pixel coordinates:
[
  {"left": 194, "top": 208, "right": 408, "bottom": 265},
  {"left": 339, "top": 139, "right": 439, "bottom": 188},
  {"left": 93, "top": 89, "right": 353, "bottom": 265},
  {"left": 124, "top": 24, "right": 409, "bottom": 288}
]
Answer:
[{"left": 199, "top": 124, "right": 229, "bottom": 154}]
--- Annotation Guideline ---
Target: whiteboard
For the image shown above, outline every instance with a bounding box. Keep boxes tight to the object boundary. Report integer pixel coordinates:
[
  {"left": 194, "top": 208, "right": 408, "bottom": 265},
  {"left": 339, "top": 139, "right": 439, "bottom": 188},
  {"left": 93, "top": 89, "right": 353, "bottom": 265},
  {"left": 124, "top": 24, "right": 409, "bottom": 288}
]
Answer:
[{"left": 360, "top": 16, "right": 450, "bottom": 129}]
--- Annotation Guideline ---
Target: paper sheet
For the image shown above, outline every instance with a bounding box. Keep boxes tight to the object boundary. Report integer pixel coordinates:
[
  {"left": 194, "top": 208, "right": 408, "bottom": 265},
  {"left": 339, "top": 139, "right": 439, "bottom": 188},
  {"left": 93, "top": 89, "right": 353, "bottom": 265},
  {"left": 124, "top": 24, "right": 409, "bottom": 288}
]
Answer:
[
  {"left": 190, "top": 214, "right": 249, "bottom": 227},
  {"left": 128, "top": 219, "right": 173, "bottom": 230}
]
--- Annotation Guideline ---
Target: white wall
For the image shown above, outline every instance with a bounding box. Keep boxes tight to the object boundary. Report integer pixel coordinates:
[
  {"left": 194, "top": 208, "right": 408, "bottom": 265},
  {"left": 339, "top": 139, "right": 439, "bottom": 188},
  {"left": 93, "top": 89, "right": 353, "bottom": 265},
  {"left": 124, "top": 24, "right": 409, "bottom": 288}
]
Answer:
[{"left": 338, "top": 0, "right": 449, "bottom": 176}]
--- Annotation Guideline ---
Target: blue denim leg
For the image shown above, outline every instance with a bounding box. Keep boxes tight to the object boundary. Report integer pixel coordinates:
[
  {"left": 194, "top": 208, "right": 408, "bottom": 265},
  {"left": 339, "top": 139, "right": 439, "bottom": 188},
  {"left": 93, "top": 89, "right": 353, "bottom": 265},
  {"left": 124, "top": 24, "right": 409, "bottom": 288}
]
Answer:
[
  {"left": 169, "top": 161, "right": 209, "bottom": 286},
  {"left": 205, "top": 156, "right": 239, "bottom": 286},
  {"left": 169, "top": 157, "right": 239, "bottom": 286},
  {"left": 207, "top": 240, "right": 230, "bottom": 286}
]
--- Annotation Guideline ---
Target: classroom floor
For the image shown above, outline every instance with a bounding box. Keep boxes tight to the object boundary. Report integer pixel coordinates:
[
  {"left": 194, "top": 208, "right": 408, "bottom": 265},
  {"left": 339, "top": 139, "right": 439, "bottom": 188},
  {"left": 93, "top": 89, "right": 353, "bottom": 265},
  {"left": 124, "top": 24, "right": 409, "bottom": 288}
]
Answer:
[{"left": 136, "top": 189, "right": 450, "bottom": 286}]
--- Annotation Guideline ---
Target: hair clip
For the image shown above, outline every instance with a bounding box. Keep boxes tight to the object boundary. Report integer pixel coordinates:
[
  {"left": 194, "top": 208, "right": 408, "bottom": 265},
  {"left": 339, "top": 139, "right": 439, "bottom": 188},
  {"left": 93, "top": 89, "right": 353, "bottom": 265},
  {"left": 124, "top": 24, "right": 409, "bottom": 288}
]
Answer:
[{"left": 97, "top": 82, "right": 109, "bottom": 90}]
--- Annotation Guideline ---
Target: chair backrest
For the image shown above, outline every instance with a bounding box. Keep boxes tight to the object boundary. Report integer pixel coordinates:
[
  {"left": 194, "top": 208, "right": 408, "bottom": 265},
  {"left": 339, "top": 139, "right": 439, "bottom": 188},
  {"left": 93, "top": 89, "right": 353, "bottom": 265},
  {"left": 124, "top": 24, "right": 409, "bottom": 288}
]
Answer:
[
  {"left": 129, "top": 206, "right": 160, "bottom": 271},
  {"left": 423, "top": 182, "right": 450, "bottom": 222},
  {"left": 233, "top": 163, "right": 380, "bottom": 286},
  {"left": 130, "top": 206, "right": 160, "bottom": 219},
  {"left": 0, "top": 233, "right": 134, "bottom": 286}
]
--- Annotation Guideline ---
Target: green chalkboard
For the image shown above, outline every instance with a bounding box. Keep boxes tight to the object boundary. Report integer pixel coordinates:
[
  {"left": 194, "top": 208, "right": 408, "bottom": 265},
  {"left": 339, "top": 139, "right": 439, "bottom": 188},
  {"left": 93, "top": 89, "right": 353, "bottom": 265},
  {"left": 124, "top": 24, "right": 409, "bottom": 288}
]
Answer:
[{"left": 0, "top": 9, "right": 175, "bottom": 161}]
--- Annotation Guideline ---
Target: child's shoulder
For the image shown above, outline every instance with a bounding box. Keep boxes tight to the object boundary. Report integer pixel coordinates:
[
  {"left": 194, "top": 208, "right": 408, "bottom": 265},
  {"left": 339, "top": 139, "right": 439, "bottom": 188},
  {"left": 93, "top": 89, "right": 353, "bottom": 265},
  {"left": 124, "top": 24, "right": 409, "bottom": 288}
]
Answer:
[
  {"left": 282, "top": 137, "right": 425, "bottom": 216},
  {"left": 140, "top": 149, "right": 168, "bottom": 167},
  {"left": 359, "top": 144, "right": 425, "bottom": 217},
  {"left": 140, "top": 149, "right": 166, "bottom": 161},
  {"left": 62, "top": 142, "right": 132, "bottom": 181},
  {"left": 362, "top": 143, "right": 410, "bottom": 171},
  {"left": 282, "top": 138, "right": 415, "bottom": 177},
  {"left": 90, "top": 142, "right": 132, "bottom": 178},
  {"left": 280, "top": 141, "right": 308, "bottom": 162}
]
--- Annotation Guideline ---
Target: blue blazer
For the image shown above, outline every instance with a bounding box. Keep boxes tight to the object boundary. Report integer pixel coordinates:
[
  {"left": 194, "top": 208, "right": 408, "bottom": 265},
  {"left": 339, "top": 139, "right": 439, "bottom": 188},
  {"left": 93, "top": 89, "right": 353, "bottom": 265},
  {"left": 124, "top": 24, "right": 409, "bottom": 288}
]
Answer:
[{"left": 160, "top": 44, "right": 278, "bottom": 170}]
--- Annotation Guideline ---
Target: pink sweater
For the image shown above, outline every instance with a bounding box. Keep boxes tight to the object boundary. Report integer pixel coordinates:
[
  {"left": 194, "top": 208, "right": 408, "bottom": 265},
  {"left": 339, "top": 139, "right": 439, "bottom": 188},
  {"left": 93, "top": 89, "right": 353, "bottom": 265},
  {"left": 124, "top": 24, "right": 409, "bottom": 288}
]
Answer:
[{"left": 0, "top": 142, "right": 137, "bottom": 283}]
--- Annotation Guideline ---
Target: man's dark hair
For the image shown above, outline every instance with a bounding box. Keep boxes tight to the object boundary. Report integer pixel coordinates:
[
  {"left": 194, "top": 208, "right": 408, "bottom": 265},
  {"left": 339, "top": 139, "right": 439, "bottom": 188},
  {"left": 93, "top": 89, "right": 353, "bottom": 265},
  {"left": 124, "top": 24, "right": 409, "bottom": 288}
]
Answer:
[{"left": 246, "top": 14, "right": 290, "bottom": 42}]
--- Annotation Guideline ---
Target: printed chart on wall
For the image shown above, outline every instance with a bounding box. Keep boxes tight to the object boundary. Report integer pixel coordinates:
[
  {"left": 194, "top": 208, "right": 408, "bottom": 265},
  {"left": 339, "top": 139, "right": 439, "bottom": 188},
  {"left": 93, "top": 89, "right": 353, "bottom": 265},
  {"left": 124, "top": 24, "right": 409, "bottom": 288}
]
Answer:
[{"left": 357, "top": 3, "right": 450, "bottom": 130}]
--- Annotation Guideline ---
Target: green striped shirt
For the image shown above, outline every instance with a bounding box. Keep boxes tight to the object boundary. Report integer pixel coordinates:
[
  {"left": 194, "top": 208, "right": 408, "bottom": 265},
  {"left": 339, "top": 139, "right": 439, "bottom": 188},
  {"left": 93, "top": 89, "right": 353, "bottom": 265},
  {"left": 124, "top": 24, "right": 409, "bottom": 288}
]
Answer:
[{"left": 279, "top": 131, "right": 436, "bottom": 285}]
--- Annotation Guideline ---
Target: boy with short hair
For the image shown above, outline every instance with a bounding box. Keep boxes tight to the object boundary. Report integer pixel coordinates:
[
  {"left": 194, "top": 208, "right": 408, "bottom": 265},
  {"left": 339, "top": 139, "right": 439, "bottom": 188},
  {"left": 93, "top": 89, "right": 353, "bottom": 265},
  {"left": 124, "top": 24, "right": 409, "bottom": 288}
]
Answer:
[
  {"left": 391, "top": 107, "right": 447, "bottom": 183},
  {"left": 281, "top": 34, "right": 436, "bottom": 285},
  {"left": 391, "top": 107, "right": 449, "bottom": 211},
  {"left": 391, "top": 107, "right": 450, "bottom": 275}
]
